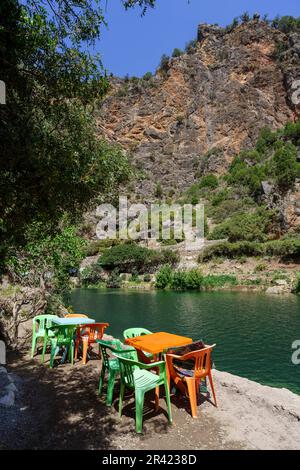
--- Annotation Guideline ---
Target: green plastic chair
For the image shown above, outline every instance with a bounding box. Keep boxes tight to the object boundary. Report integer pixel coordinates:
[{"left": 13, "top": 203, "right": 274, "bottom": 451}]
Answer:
[
  {"left": 116, "top": 355, "right": 172, "bottom": 433},
  {"left": 49, "top": 325, "right": 75, "bottom": 368},
  {"left": 31, "top": 315, "right": 58, "bottom": 360},
  {"left": 97, "top": 339, "right": 138, "bottom": 406},
  {"left": 123, "top": 327, "right": 153, "bottom": 363}
]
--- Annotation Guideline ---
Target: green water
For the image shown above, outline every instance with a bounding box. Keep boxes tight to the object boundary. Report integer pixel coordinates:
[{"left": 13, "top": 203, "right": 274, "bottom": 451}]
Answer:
[{"left": 67, "top": 289, "right": 300, "bottom": 394}]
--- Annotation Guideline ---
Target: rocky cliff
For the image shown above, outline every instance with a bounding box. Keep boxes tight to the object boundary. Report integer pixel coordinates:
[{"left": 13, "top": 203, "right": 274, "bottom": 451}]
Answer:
[{"left": 96, "top": 20, "right": 300, "bottom": 201}]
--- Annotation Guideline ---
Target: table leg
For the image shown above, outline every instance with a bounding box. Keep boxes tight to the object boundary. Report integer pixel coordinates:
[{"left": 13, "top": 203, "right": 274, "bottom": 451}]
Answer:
[{"left": 154, "top": 354, "right": 160, "bottom": 411}]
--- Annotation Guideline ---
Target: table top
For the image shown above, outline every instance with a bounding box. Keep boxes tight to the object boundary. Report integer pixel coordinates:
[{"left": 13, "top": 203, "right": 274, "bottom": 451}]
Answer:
[
  {"left": 126, "top": 332, "right": 192, "bottom": 355},
  {"left": 51, "top": 317, "right": 95, "bottom": 326}
]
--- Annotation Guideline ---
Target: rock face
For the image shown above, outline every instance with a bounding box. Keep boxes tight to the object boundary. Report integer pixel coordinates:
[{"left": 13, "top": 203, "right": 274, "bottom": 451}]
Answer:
[{"left": 96, "top": 21, "right": 299, "bottom": 200}]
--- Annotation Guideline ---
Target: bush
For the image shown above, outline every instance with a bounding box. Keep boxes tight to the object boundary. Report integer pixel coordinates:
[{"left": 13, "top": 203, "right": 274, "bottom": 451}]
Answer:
[
  {"left": 172, "top": 48, "right": 183, "bottom": 58},
  {"left": 202, "top": 275, "right": 238, "bottom": 288},
  {"left": 199, "top": 174, "right": 219, "bottom": 189},
  {"left": 295, "top": 274, "right": 300, "bottom": 294},
  {"left": 99, "top": 244, "right": 178, "bottom": 273},
  {"left": 159, "top": 54, "right": 170, "bottom": 73},
  {"left": 143, "top": 273, "right": 151, "bottom": 282},
  {"left": 81, "top": 264, "right": 104, "bottom": 286},
  {"left": 185, "top": 39, "right": 197, "bottom": 54},
  {"left": 272, "top": 143, "right": 298, "bottom": 190},
  {"left": 155, "top": 182, "right": 163, "bottom": 198},
  {"left": 199, "top": 238, "right": 300, "bottom": 262},
  {"left": 106, "top": 269, "right": 122, "bottom": 288},
  {"left": 208, "top": 208, "right": 275, "bottom": 243},
  {"left": 170, "top": 269, "right": 203, "bottom": 290},
  {"left": 155, "top": 264, "right": 173, "bottom": 289},
  {"left": 143, "top": 71, "right": 153, "bottom": 81}
]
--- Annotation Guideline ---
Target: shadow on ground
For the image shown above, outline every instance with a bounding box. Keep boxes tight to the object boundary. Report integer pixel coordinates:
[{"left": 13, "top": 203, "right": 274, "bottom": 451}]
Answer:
[{"left": 0, "top": 347, "right": 243, "bottom": 450}]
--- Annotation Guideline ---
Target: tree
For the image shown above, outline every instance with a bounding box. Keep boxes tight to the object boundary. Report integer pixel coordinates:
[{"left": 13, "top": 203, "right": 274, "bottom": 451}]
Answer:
[
  {"left": 1, "top": 223, "right": 86, "bottom": 346},
  {"left": 273, "top": 143, "right": 298, "bottom": 190},
  {"left": 172, "top": 48, "right": 183, "bottom": 58},
  {"left": 0, "top": 1, "right": 146, "bottom": 257}
]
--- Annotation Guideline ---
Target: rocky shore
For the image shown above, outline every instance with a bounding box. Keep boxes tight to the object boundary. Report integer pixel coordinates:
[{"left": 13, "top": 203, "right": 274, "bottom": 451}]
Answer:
[{"left": 1, "top": 343, "right": 300, "bottom": 450}]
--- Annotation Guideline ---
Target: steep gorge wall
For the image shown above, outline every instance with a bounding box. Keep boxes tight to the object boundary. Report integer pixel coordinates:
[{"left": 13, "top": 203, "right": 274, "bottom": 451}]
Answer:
[{"left": 96, "top": 21, "right": 299, "bottom": 200}]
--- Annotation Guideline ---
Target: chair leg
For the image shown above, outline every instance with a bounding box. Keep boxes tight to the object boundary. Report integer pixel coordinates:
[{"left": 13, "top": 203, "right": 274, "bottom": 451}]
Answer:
[
  {"left": 135, "top": 390, "right": 145, "bottom": 433},
  {"left": 155, "top": 386, "right": 160, "bottom": 412},
  {"left": 49, "top": 342, "right": 56, "bottom": 369},
  {"left": 41, "top": 335, "right": 47, "bottom": 364},
  {"left": 164, "top": 379, "right": 173, "bottom": 423},
  {"left": 186, "top": 378, "right": 197, "bottom": 418},
  {"left": 106, "top": 369, "right": 117, "bottom": 406},
  {"left": 31, "top": 336, "right": 37, "bottom": 358},
  {"left": 70, "top": 341, "right": 74, "bottom": 366},
  {"left": 208, "top": 371, "right": 217, "bottom": 407},
  {"left": 74, "top": 338, "right": 79, "bottom": 360},
  {"left": 119, "top": 382, "right": 125, "bottom": 417},
  {"left": 82, "top": 338, "right": 88, "bottom": 365},
  {"left": 98, "top": 366, "right": 106, "bottom": 395}
]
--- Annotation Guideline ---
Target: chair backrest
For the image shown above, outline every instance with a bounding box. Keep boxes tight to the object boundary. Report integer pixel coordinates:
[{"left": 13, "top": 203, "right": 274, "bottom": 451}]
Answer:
[
  {"left": 54, "top": 325, "right": 74, "bottom": 343},
  {"left": 81, "top": 323, "right": 109, "bottom": 342},
  {"left": 98, "top": 340, "right": 137, "bottom": 370},
  {"left": 117, "top": 356, "right": 137, "bottom": 388},
  {"left": 123, "top": 327, "right": 152, "bottom": 340},
  {"left": 175, "top": 345, "right": 215, "bottom": 376},
  {"left": 33, "top": 315, "right": 57, "bottom": 333},
  {"left": 65, "top": 314, "right": 88, "bottom": 318}
]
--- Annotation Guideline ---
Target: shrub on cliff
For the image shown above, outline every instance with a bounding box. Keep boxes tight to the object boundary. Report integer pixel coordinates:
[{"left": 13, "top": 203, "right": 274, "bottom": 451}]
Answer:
[
  {"left": 208, "top": 208, "right": 276, "bottom": 243},
  {"left": 155, "top": 264, "right": 173, "bottom": 289},
  {"left": 272, "top": 143, "right": 298, "bottom": 190},
  {"left": 81, "top": 264, "right": 105, "bottom": 286},
  {"left": 199, "top": 238, "right": 300, "bottom": 262},
  {"left": 172, "top": 48, "right": 183, "bottom": 58},
  {"left": 98, "top": 244, "right": 178, "bottom": 273}
]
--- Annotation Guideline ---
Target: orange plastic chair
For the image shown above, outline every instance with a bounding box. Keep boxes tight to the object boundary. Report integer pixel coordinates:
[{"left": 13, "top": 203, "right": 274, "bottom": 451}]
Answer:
[
  {"left": 75, "top": 322, "right": 109, "bottom": 364},
  {"left": 166, "top": 344, "right": 217, "bottom": 418},
  {"left": 65, "top": 314, "right": 88, "bottom": 318}
]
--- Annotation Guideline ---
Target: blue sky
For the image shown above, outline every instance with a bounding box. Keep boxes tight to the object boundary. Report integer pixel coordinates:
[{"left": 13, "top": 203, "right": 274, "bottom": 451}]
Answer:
[{"left": 97, "top": 0, "right": 299, "bottom": 77}]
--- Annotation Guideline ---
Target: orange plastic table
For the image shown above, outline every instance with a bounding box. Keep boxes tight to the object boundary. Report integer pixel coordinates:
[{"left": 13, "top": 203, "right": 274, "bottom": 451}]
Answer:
[{"left": 125, "top": 331, "right": 192, "bottom": 356}]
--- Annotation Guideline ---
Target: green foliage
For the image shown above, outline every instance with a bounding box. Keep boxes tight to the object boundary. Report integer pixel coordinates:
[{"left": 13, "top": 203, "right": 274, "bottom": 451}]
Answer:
[
  {"left": 159, "top": 54, "right": 170, "bottom": 73},
  {"left": 272, "top": 143, "right": 298, "bottom": 190},
  {"left": 199, "top": 238, "right": 300, "bottom": 262},
  {"left": 172, "top": 48, "right": 183, "bottom": 58},
  {"left": 155, "top": 182, "right": 163, "bottom": 198},
  {"left": 199, "top": 174, "right": 219, "bottom": 189},
  {"left": 0, "top": 0, "right": 132, "bottom": 256},
  {"left": 208, "top": 207, "right": 275, "bottom": 242},
  {"left": 7, "top": 223, "right": 86, "bottom": 292},
  {"left": 98, "top": 243, "right": 179, "bottom": 273},
  {"left": 81, "top": 264, "right": 104, "bottom": 286},
  {"left": 240, "top": 12, "right": 251, "bottom": 23},
  {"left": 143, "top": 71, "right": 153, "bottom": 81},
  {"left": 155, "top": 267, "right": 237, "bottom": 291},
  {"left": 295, "top": 274, "right": 300, "bottom": 294},
  {"left": 106, "top": 269, "right": 122, "bottom": 289},
  {"left": 143, "top": 273, "right": 151, "bottom": 282},
  {"left": 272, "top": 16, "right": 300, "bottom": 34},
  {"left": 155, "top": 264, "right": 173, "bottom": 289},
  {"left": 202, "top": 275, "right": 238, "bottom": 288},
  {"left": 283, "top": 122, "right": 300, "bottom": 145},
  {"left": 185, "top": 39, "right": 197, "bottom": 54}
]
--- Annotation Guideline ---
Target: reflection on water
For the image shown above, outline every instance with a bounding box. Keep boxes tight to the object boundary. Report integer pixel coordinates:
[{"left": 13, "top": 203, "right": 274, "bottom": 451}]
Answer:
[{"left": 67, "top": 289, "right": 300, "bottom": 394}]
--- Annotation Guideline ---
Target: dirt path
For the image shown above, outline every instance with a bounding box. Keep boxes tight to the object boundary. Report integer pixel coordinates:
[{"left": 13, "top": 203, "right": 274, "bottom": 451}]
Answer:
[{"left": 1, "top": 349, "right": 299, "bottom": 450}]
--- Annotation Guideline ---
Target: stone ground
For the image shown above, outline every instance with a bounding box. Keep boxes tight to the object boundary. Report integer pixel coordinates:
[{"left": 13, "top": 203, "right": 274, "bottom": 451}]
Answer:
[{"left": 1, "top": 347, "right": 300, "bottom": 450}]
